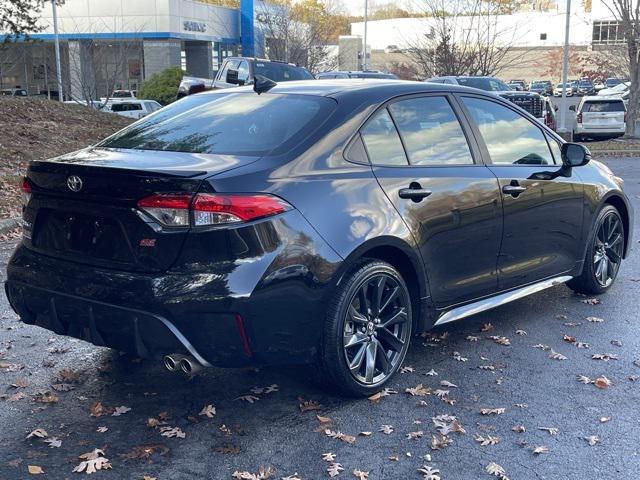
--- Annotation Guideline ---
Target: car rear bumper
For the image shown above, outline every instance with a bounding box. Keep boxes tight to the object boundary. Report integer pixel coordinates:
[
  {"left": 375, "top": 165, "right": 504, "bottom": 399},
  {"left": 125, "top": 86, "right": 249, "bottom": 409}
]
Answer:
[
  {"left": 5, "top": 211, "right": 343, "bottom": 367},
  {"left": 575, "top": 124, "right": 625, "bottom": 135}
]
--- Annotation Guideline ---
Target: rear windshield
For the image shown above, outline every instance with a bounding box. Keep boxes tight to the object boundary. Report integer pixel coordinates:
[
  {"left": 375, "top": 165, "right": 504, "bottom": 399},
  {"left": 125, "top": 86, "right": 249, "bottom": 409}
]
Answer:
[
  {"left": 583, "top": 101, "right": 625, "bottom": 112},
  {"left": 456, "top": 77, "right": 511, "bottom": 91},
  {"left": 99, "top": 92, "right": 335, "bottom": 156},
  {"left": 254, "top": 62, "right": 314, "bottom": 82}
]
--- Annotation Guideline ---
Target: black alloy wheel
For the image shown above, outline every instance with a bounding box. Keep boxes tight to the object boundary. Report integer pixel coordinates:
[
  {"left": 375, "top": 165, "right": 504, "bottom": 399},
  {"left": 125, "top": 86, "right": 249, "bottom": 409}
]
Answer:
[
  {"left": 592, "top": 210, "right": 624, "bottom": 287},
  {"left": 568, "top": 205, "right": 625, "bottom": 295},
  {"left": 320, "top": 260, "right": 412, "bottom": 396}
]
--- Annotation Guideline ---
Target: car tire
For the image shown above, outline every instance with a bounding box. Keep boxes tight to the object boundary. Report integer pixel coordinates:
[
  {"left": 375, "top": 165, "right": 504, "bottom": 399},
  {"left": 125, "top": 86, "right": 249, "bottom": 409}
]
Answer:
[
  {"left": 567, "top": 205, "right": 625, "bottom": 295},
  {"left": 573, "top": 133, "right": 582, "bottom": 142},
  {"left": 318, "top": 260, "right": 412, "bottom": 396}
]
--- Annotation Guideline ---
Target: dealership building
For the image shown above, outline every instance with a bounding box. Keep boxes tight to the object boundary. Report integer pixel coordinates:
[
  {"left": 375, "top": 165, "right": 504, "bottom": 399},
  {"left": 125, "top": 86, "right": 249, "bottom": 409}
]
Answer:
[{"left": 0, "top": 0, "right": 270, "bottom": 99}]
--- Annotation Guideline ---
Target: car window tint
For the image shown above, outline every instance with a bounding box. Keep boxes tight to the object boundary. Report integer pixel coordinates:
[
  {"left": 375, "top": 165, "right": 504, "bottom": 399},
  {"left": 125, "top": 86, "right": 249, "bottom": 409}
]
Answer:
[
  {"left": 388, "top": 96, "right": 473, "bottom": 166},
  {"left": 462, "top": 97, "right": 554, "bottom": 165},
  {"left": 237, "top": 61, "right": 250, "bottom": 84},
  {"left": 361, "top": 109, "right": 408, "bottom": 166},
  {"left": 583, "top": 101, "right": 625, "bottom": 112}
]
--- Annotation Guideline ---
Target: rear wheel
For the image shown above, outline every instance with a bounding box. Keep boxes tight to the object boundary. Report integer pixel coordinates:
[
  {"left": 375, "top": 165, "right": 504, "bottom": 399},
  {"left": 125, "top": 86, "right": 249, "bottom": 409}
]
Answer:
[
  {"left": 319, "top": 260, "right": 412, "bottom": 396},
  {"left": 568, "top": 205, "right": 625, "bottom": 295}
]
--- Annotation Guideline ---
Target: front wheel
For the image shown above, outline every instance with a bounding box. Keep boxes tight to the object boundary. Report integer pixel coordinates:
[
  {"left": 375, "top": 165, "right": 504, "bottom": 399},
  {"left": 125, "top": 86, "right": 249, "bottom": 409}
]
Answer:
[
  {"left": 568, "top": 205, "right": 625, "bottom": 295},
  {"left": 319, "top": 260, "right": 412, "bottom": 396}
]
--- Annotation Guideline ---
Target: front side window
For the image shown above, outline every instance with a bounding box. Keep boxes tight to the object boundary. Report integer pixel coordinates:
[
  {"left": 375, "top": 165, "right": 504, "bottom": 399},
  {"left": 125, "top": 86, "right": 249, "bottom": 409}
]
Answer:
[
  {"left": 462, "top": 97, "right": 554, "bottom": 165},
  {"left": 388, "top": 96, "right": 474, "bottom": 166},
  {"left": 360, "top": 109, "right": 408, "bottom": 166},
  {"left": 237, "top": 61, "right": 250, "bottom": 84},
  {"left": 100, "top": 92, "right": 335, "bottom": 156}
]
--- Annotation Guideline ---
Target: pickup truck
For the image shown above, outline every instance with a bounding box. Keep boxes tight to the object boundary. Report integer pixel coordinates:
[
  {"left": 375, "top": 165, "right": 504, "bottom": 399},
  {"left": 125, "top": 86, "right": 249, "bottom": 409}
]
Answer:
[{"left": 177, "top": 57, "right": 314, "bottom": 98}]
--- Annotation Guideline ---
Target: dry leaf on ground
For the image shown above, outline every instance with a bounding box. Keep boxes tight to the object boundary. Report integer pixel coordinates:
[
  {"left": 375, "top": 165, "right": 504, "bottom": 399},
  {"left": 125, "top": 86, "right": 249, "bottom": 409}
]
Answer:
[
  {"left": 327, "top": 463, "right": 344, "bottom": 478},
  {"left": 480, "top": 408, "right": 505, "bottom": 415},
  {"left": 28, "top": 465, "right": 44, "bottom": 475},
  {"left": 26, "top": 428, "right": 48, "bottom": 439},
  {"left": 418, "top": 465, "right": 441, "bottom": 480},
  {"left": 72, "top": 449, "right": 112, "bottom": 474},
  {"left": 406, "top": 384, "right": 431, "bottom": 396},
  {"left": 199, "top": 404, "right": 216, "bottom": 418},
  {"left": 475, "top": 434, "right": 500, "bottom": 446}
]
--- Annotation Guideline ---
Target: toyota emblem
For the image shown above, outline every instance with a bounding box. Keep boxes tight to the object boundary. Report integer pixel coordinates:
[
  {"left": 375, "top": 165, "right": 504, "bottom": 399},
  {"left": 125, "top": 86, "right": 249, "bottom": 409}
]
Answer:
[{"left": 67, "top": 175, "right": 83, "bottom": 192}]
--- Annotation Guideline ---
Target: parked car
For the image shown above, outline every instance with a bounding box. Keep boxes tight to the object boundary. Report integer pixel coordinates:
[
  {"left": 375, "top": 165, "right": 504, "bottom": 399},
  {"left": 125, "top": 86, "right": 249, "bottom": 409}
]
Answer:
[
  {"left": 1, "top": 88, "right": 28, "bottom": 97},
  {"left": 64, "top": 100, "right": 108, "bottom": 110},
  {"left": 384, "top": 45, "right": 402, "bottom": 53},
  {"left": 105, "top": 100, "right": 162, "bottom": 119},
  {"left": 554, "top": 83, "right": 573, "bottom": 97},
  {"left": 177, "top": 57, "right": 314, "bottom": 98},
  {"left": 576, "top": 80, "right": 595, "bottom": 96},
  {"left": 598, "top": 81, "right": 630, "bottom": 97},
  {"left": 317, "top": 71, "right": 398, "bottom": 80},
  {"left": 508, "top": 80, "right": 527, "bottom": 91},
  {"left": 529, "top": 81, "right": 549, "bottom": 95},
  {"left": 594, "top": 81, "right": 605, "bottom": 92},
  {"left": 111, "top": 90, "right": 137, "bottom": 99},
  {"left": 8, "top": 81, "right": 633, "bottom": 395},
  {"left": 572, "top": 96, "right": 626, "bottom": 141},
  {"left": 542, "top": 96, "right": 557, "bottom": 130},
  {"left": 605, "top": 77, "right": 622, "bottom": 88},
  {"left": 426, "top": 76, "right": 546, "bottom": 123}
]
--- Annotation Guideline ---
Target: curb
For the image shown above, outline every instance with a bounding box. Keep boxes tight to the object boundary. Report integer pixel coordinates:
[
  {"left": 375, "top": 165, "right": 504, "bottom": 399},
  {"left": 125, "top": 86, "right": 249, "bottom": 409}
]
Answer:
[{"left": 0, "top": 217, "right": 21, "bottom": 235}]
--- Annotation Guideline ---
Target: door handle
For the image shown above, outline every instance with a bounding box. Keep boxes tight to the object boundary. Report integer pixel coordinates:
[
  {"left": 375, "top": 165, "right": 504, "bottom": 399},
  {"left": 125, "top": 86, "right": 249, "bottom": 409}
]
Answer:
[
  {"left": 502, "top": 185, "right": 527, "bottom": 196},
  {"left": 399, "top": 188, "right": 432, "bottom": 201}
]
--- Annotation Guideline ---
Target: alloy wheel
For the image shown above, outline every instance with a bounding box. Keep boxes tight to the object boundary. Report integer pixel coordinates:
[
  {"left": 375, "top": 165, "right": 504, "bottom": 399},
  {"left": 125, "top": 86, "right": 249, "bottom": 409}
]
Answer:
[
  {"left": 342, "top": 273, "right": 410, "bottom": 385},
  {"left": 593, "top": 212, "right": 624, "bottom": 287}
]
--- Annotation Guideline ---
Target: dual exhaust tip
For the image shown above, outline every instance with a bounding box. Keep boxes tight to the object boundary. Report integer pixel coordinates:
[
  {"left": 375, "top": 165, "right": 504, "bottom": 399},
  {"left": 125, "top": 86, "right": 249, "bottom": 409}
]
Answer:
[{"left": 163, "top": 353, "right": 202, "bottom": 375}]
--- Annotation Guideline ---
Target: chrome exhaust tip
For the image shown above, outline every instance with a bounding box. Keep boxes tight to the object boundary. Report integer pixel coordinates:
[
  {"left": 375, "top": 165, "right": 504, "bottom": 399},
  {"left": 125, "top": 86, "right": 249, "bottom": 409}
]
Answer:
[
  {"left": 179, "top": 356, "right": 202, "bottom": 376},
  {"left": 163, "top": 353, "right": 187, "bottom": 372}
]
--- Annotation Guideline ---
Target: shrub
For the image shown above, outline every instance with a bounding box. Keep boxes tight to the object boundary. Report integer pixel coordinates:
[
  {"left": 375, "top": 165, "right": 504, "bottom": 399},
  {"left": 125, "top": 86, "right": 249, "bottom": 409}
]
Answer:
[{"left": 137, "top": 67, "right": 184, "bottom": 105}]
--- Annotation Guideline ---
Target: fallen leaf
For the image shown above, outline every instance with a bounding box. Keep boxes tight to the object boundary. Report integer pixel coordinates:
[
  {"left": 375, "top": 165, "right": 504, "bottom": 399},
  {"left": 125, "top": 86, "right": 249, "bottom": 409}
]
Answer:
[
  {"left": 352, "top": 469, "right": 368, "bottom": 479},
  {"left": 488, "top": 335, "right": 511, "bottom": 346},
  {"left": 11, "top": 379, "right": 28, "bottom": 388},
  {"left": 359, "top": 431, "right": 372, "bottom": 436},
  {"left": 548, "top": 350, "right": 567, "bottom": 360},
  {"left": 584, "top": 435, "right": 599, "bottom": 446},
  {"left": 594, "top": 376, "right": 612, "bottom": 389},
  {"left": 199, "top": 404, "right": 216, "bottom": 418},
  {"left": 96, "top": 427, "right": 108, "bottom": 433},
  {"left": 440, "top": 380, "right": 458, "bottom": 388},
  {"left": 72, "top": 449, "right": 112, "bottom": 474},
  {"left": 379, "top": 424, "right": 394, "bottom": 435},
  {"left": 592, "top": 353, "right": 618, "bottom": 361},
  {"left": 28, "top": 465, "right": 44, "bottom": 475},
  {"left": 406, "top": 384, "right": 430, "bottom": 396},
  {"left": 481, "top": 323, "right": 493, "bottom": 332},
  {"left": 532, "top": 445, "right": 549, "bottom": 455},
  {"left": 281, "top": 474, "right": 302, "bottom": 480},
  {"left": 325, "top": 429, "right": 356, "bottom": 444},
  {"left": 452, "top": 352, "right": 468, "bottom": 362},
  {"left": 600, "top": 417, "right": 611, "bottom": 423},
  {"left": 400, "top": 366, "right": 414, "bottom": 373},
  {"left": 425, "top": 369, "right": 438, "bottom": 376},
  {"left": 33, "top": 391, "right": 59, "bottom": 403},
  {"left": 26, "top": 428, "right": 48, "bottom": 439},
  {"left": 159, "top": 426, "right": 185, "bottom": 439},
  {"left": 44, "top": 437, "right": 61, "bottom": 448},
  {"left": 430, "top": 434, "right": 452, "bottom": 450},
  {"left": 90, "top": 402, "right": 112, "bottom": 417},
  {"left": 515, "top": 330, "right": 527, "bottom": 336},
  {"left": 577, "top": 375, "right": 592, "bottom": 384},
  {"left": 327, "top": 463, "right": 344, "bottom": 478},
  {"left": 475, "top": 434, "right": 500, "bottom": 446},
  {"left": 298, "top": 398, "right": 321, "bottom": 412},
  {"left": 111, "top": 406, "right": 131, "bottom": 416},
  {"left": 232, "top": 466, "right": 274, "bottom": 479},
  {"left": 533, "top": 344, "right": 550, "bottom": 350},
  {"left": 321, "top": 453, "right": 336, "bottom": 462},
  {"left": 237, "top": 395, "right": 260, "bottom": 404},
  {"left": 466, "top": 335, "right": 479, "bottom": 342},
  {"left": 512, "top": 425, "right": 526, "bottom": 433},
  {"left": 368, "top": 388, "right": 397, "bottom": 402},
  {"left": 406, "top": 430, "right": 424, "bottom": 440},
  {"left": 480, "top": 408, "right": 505, "bottom": 415},
  {"left": 586, "top": 316, "right": 604, "bottom": 322},
  {"left": 486, "top": 462, "right": 509, "bottom": 479},
  {"left": 316, "top": 415, "right": 332, "bottom": 424},
  {"left": 538, "top": 427, "right": 558, "bottom": 435},
  {"left": 51, "top": 383, "right": 75, "bottom": 392},
  {"left": 417, "top": 465, "right": 441, "bottom": 480}
]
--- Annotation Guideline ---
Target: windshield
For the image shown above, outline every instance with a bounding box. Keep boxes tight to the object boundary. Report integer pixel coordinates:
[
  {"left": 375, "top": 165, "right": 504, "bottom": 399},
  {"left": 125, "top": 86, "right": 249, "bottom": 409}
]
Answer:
[
  {"left": 99, "top": 92, "right": 335, "bottom": 156},
  {"left": 456, "top": 77, "right": 511, "bottom": 91},
  {"left": 254, "top": 62, "right": 314, "bottom": 82},
  {"left": 583, "top": 101, "right": 625, "bottom": 112}
]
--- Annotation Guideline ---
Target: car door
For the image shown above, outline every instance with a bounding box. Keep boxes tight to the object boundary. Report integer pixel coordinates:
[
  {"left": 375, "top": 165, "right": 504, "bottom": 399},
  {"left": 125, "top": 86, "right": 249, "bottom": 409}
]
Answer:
[
  {"left": 363, "top": 94, "right": 503, "bottom": 307},
  {"left": 458, "top": 94, "right": 584, "bottom": 291},
  {"left": 214, "top": 59, "right": 240, "bottom": 88}
]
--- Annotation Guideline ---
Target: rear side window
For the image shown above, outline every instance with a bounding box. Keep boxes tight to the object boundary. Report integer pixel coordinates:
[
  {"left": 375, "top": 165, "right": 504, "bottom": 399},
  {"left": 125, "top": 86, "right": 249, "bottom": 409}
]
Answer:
[
  {"left": 111, "top": 103, "right": 142, "bottom": 112},
  {"left": 582, "top": 101, "right": 625, "bottom": 112},
  {"left": 100, "top": 93, "right": 335, "bottom": 156},
  {"left": 388, "top": 96, "right": 474, "bottom": 166},
  {"left": 462, "top": 96, "right": 555, "bottom": 165},
  {"left": 254, "top": 62, "right": 314, "bottom": 81},
  {"left": 361, "top": 109, "right": 408, "bottom": 166}
]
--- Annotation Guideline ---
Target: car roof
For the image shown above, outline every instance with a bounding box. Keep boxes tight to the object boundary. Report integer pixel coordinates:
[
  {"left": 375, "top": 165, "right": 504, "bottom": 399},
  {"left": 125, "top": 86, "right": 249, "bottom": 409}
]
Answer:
[
  {"left": 197, "top": 79, "right": 499, "bottom": 99},
  {"left": 582, "top": 95, "right": 624, "bottom": 102}
]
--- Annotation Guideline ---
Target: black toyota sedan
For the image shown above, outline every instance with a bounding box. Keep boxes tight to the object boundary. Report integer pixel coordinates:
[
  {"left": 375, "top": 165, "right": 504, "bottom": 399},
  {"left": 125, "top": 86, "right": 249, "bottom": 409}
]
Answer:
[{"left": 6, "top": 80, "right": 633, "bottom": 396}]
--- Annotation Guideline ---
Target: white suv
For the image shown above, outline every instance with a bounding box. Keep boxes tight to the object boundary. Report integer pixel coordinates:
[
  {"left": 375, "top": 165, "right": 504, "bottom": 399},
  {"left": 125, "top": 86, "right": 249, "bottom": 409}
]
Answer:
[
  {"left": 106, "top": 100, "right": 162, "bottom": 120},
  {"left": 573, "top": 96, "right": 626, "bottom": 141}
]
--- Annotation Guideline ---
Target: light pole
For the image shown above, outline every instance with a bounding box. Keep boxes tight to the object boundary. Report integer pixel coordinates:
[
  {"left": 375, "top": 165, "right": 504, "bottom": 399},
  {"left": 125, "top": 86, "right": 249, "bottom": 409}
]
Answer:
[
  {"left": 363, "top": 0, "right": 368, "bottom": 71},
  {"left": 51, "top": 0, "right": 64, "bottom": 101},
  {"left": 558, "top": 0, "right": 571, "bottom": 138}
]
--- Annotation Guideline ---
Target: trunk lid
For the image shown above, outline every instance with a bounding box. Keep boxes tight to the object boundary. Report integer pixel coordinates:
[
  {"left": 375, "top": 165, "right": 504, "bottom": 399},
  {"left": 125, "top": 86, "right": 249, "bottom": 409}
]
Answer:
[{"left": 23, "top": 147, "right": 259, "bottom": 273}]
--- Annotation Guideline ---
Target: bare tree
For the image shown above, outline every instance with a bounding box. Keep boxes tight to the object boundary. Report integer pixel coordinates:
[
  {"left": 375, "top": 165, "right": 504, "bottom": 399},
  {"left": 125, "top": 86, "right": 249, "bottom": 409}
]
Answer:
[
  {"left": 406, "top": 0, "right": 528, "bottom": 78},
  {"left": 256, "top": 0, "right": 339, "bottom": 73},
  {"left": 607, "top": 0, "right": 639, "bottom": 137}
]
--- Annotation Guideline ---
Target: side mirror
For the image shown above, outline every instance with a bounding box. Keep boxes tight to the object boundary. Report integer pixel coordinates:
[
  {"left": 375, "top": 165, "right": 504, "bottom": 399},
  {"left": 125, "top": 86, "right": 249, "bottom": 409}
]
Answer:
[
  {"left": 226, "top": 69, "right": 239, "bottom": 85},
  {"left": 561, "top": 142, "right": 591, "bottom": 167},
  {"left": 568, "top": 105, "right": 576, "bottom": 111}
]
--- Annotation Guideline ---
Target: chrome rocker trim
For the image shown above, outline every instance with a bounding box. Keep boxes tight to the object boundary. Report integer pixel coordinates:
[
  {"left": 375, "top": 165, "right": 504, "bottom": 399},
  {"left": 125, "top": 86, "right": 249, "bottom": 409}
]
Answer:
[{"left": 434, "top": 275, "right": 572, "bottom": 326}]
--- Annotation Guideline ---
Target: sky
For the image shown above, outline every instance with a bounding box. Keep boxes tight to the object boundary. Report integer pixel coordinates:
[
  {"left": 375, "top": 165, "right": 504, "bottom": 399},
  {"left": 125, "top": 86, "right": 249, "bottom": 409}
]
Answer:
[{"left": 332, "top": 0, "right": 419, "bottom": 16}]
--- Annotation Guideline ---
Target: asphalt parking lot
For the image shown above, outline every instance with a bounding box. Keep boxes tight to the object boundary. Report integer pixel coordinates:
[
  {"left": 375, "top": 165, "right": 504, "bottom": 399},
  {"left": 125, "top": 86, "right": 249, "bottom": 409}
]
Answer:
[{"left": 1, "top": 157, "right": 639, "bottom": 480}]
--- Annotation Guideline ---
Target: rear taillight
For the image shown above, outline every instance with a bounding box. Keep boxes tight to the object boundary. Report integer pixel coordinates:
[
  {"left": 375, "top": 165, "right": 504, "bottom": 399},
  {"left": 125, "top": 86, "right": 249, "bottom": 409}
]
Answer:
[
  {"left": 137, "top": 193, "right": 291, "bottom": 227},
  {"left": 20, "top": 177, "right": 32, "bottom": 207},
  {"left": 576, "top": 112, "right": 582, "bottom": 123}
]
